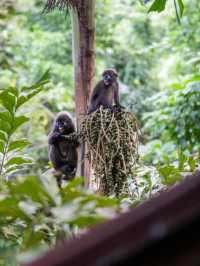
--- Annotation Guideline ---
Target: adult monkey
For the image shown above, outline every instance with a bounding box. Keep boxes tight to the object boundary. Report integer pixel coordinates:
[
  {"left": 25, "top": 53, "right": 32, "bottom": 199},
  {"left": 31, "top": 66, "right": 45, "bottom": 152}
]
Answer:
[
  {"left": 48, "top": 112, "right": 79, "bottom": 186},
  {"left": 87, "top": 69, "right": 123, "bottom": 114}
]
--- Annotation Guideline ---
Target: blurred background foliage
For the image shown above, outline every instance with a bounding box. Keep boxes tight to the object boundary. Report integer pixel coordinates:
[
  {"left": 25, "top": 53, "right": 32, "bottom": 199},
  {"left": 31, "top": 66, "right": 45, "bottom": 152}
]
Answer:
[
  {"left": 0, "top": 0, "right": 200, "bottom": 264},
  {"left": 1, "top": 0, "right": 200, "bottom": 169}
]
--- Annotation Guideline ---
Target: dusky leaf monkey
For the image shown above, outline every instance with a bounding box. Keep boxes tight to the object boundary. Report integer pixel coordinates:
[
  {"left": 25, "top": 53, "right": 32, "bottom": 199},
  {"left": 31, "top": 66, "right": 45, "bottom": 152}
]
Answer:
[
  {"left": 87, "top": 69, "right": 123, "bottom": 114},
  {"left": 48, "top": 112, "right": 79, "bottom": 185}
]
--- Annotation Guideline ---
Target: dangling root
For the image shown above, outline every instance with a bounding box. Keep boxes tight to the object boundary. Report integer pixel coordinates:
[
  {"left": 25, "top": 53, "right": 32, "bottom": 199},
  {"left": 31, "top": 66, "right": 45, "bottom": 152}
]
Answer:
[{"left": 81, "top": 107, "right": 139, "bottom": 197}]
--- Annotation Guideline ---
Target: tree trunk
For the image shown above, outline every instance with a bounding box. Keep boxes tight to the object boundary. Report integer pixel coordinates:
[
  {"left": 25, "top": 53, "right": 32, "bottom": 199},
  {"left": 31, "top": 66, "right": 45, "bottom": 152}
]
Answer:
[{"left": 71, "top": 0, "right": 95, "bottom": 186}]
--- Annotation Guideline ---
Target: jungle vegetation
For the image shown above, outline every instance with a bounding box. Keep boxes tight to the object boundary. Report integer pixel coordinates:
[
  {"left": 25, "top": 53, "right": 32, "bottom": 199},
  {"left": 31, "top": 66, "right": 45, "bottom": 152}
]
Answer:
[{"left": 0, "top": 0, "right": 200, "bottom": 264}]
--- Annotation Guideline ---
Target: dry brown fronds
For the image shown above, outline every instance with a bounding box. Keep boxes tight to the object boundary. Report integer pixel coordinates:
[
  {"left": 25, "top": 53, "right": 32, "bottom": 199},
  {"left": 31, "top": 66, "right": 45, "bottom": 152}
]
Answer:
[
  {"left": 43, "top": 0, "right": 78, "bottom": 13},
  {"left": 81, "top": 107, "right": 139, "bottom": 197}
]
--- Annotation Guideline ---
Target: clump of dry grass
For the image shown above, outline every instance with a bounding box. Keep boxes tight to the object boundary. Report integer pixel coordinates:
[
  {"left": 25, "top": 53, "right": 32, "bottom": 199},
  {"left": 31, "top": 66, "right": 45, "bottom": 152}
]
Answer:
[{"left": 81, "top": 107, "right": 139, "bottom": 197}]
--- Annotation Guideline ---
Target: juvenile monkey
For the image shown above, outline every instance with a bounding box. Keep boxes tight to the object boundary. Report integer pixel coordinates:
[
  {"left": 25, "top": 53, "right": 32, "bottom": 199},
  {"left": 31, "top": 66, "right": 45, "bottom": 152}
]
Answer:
[
  {"left": 48, "top": 112, "right": 79, "bottom": 183},
  {"left": 87, "top": 69, "right": 122, "bottom": 114}
]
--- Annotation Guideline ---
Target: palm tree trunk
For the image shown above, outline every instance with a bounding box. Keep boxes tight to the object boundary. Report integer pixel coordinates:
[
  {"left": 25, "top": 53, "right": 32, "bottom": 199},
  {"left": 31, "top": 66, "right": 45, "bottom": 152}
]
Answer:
[{"left": 71, "top": 0, "right": 95, "bottom": 186}]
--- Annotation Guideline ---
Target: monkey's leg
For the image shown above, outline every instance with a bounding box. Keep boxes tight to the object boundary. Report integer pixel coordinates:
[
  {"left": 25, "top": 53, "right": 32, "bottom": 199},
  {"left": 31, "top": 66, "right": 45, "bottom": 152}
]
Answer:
[
  {"left": 87, "top": 106, "right": 97, "bottom": 114},
  {"left": 60, "top": 165, "right": 76, "bottom": 180}
]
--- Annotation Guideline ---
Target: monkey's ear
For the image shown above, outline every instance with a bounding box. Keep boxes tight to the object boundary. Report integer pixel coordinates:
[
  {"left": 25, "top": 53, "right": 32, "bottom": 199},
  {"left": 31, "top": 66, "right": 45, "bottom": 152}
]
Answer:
[
  {"left": 102, "top": 70, "right": 107, "bottom": 77},
  {"left": 113, "top": 71, "right": 118, "bottom": 77}
]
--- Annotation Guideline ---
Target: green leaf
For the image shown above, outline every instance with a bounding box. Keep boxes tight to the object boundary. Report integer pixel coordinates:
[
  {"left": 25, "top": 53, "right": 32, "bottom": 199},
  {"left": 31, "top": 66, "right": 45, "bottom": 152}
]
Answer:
[
  {"left": 5, "top": 156, "right": 33, "bottom": 167},
  {"left": 178, "top": 151, "right": 187, "bottom": 170},
  {"left": 0, "top": 90, "right": 16, "bottom": 114},
  {"left": 5, "top": 165, "right": 23, "bottom": 174},
  {"left": 158, "top": 165, "right": 181, "bottom": 185},
  {"left": 39, "top": 175, "right": 61, "bottom": 205},
  {"left": 188, "top": 156, "right": 196, "bottom": 171},
  {"left": 0, "top": 130, "right": 7, "bottom": 142},
  {"left": 8, "top": 139, "right": 30, "bottom": 152},
  {"left": 10, "top": 116, "right": 29, "bottom": 133},
  {"left": 157, "top": 165, "right": 176, "bottom": 177},
  {"left": 70, "top": 215, "right": 106, "bottom": 228},
  {"left": 177, "top": 0, "right": 184, "bottom": 17},
  {"left": 0, "top": 140, "right": 4, "bottom": 153},
  {"left": 34, "top": 68, "right": 50, "bottom": 86},
  {"left": 148, "top": 0, "right": 167, "bottom": 13},
  {"left": 0, "top": 111, "right": 13, "bottom": 123},
  {"left": 16, "top": 90, "right": 41, "bottom": 109},
  {"left": 22, "top": 230, "right": 44, "bottom": 250},
  {"left": 6, "top": 87, "right": 19, "bottom": 97},
  {"left": 0, "top": 198, "right": 30, "bottom": 221},
  {"left": 21, "top": 69, "right": 50, "bottom": 92},
  {"left": 0, "top": 119, "right": 12, "bottom": 134},
  {"left": 80, "top": 195, "right": 118, "bottom": 207},
  {"left": 162, "top": 173, "right": 181, "bottom": 185},
  {"left": 17, "top": 70, "right": 50, "bottom": 109},
  {"left": 8, "top": 176, "right": 53, "bottom": 204},
  {"left": 64, "top": 177, "right": 84, "bottom": 189}
]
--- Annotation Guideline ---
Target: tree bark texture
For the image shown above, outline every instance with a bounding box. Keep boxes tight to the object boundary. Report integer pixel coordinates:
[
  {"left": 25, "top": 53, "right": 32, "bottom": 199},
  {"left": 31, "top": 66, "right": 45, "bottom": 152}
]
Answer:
[{"left": 71, "top": 0, "right": 95, "bottom": 186}]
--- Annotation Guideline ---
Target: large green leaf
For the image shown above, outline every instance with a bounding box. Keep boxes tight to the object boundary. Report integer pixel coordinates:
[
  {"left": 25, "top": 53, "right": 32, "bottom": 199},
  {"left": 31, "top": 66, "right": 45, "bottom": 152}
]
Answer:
[
  {"left": 0, "top": 111, "right": 13, "bottom": 124},
  {"left": 8, "top": 139, "right": 30, "bottom": 152},
  {"left": 10, "top": 115, "right": 29, "bottom": 133},
  {"left": 5, "top": 156, "right": 33, "bottom": 167},
  {"left": 0, "top": 119, "right": 12, "bottom": 134},
  {"left": 148, "top": 0, "right": 167, "bottom": 13},
  {"left": 0, "top": 90, "right": 16, "bottom": 114},
  {"left": 8, "top": 176, "right": 53, "bottom": 204},
  {"left": 0, "top": 198, "right": 30, "bottom": 221}
]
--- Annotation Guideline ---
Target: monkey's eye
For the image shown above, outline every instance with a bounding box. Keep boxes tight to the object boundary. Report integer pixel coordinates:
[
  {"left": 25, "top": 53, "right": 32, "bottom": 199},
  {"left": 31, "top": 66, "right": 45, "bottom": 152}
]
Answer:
[
  {"left": 59, "top": 121, "right": 67, "bottom": 127},
  {"left": 104, "top": 74, "right": 111, "bottom": 80}
]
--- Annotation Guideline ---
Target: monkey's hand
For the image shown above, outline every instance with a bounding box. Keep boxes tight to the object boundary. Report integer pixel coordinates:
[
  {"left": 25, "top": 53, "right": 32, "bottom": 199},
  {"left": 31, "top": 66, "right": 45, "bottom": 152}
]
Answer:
[{"left": 112, "top": 104, "right": 125, "bottom": 113}]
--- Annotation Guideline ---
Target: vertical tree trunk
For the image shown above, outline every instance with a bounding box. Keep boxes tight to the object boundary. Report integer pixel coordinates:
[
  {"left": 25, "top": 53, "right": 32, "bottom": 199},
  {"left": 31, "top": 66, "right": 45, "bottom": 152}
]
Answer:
[{"left": 71, "top": 0, "right": 95, "bottom": 186}]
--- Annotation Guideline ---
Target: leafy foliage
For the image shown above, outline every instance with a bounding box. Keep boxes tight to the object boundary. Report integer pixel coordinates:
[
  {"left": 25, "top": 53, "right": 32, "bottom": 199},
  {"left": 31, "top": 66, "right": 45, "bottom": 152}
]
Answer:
[
  {"left": 0, "top": 175, "right": 124, "bottom": 265},
  {"left": 143, "top": 76, "right": 200, "bottom": 153},
  {"left": 0, "top": 72, "right": 49, "bottom": 179}
]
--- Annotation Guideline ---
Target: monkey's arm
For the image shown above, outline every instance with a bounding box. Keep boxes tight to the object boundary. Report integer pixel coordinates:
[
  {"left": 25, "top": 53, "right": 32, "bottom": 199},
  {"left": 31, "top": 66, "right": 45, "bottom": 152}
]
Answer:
[
  {"left": 114, "top": 82, "right": 120, "bottom": 106},
  {"left": 113, "top": 82, "right": 125, "bottom": 111},
  {"left": 48, "top": 132, "right": 65, "bottom": 145},
  {"left": 62, "top": 133, "right": 80, "bottom": 147},
  {"left": 87, "top": 81, "right": 103, "bottom": 114}
]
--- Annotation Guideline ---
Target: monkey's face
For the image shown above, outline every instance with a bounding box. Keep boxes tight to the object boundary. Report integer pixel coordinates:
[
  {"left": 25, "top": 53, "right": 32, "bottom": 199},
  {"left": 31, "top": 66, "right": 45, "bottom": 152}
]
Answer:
[
  {"left": 102, "top": 69, "right": 118, "bottom": 86},
  {"left": 54, "top": 113, "right": 74, "bottom": 134},
  {"left": 56, "top": 119, "right": 67, "bottom": 133}
]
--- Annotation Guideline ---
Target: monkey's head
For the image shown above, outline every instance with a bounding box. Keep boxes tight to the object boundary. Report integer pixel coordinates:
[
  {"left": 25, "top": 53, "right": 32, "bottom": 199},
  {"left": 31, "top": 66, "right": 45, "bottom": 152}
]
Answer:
[
  {"left": 54, "top": 112, "right": 75, "bottom": 134},
  {"left": 102, "top": 69, "right": 118, "bottom": 86}
]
